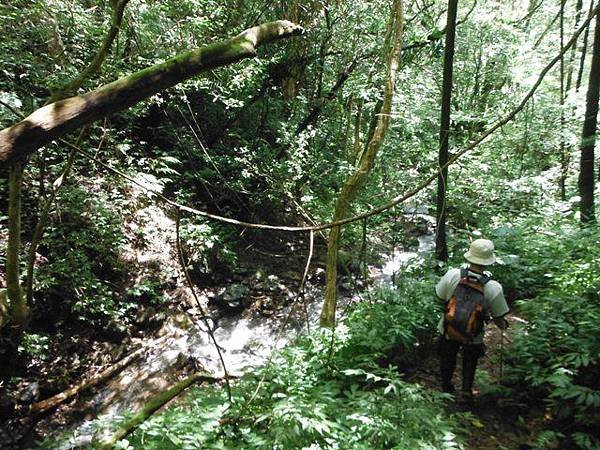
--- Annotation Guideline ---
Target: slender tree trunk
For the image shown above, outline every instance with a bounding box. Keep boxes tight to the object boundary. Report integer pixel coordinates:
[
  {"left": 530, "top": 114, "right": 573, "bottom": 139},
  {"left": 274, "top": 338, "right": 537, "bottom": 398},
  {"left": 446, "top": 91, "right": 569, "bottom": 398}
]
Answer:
[
  {"left": 566, "top": 0, "right": 584, "bottom": 92},
  {"left": 320, "top": 0, "right": 404, "bottom": 327},
  {"left": 577, "top": 0, "right": 596, "bottom": 92},
  {"left": 25, "top": 143, "right": 80, "bottom": 305},
  {"left": 1, "top": 163, "right": 28, "bottom": 380},
  {"left": 352, "top": 99, "right": 363, "bottom": 165},
  {"left": 560, "top": 0, "right": 567, "bottom": 200},
  {"left": 435, "top": 0, "right": 459, "bottom": 262},
  {"left": 579, "top": 8, "right": 600, "bottom": 224},
  {"left": 6, "top": 163, "right": 28, "bottom": 325}
]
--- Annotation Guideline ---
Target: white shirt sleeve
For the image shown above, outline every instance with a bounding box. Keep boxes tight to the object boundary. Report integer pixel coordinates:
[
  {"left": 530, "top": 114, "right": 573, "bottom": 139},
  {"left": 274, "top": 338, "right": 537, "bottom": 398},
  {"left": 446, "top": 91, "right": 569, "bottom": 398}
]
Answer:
[
  {"left": 435, "top": 268, "right": 460, "bottom": 300},
  {"left": 486, "top": 281, "right": 510, "bottom": 318}
]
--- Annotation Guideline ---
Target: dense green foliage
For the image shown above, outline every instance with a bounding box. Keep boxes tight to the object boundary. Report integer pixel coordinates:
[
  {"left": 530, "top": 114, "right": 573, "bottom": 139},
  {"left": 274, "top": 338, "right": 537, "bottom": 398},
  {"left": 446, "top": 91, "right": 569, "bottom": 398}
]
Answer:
[
  {"left": 104, "top": 281, "right": 463, "bottom": 450},
  {"left": 498, "top": 220, "right": 600, "bottom": 449},
  {"left": 1, "top": 0, "right": 599, "bottom": 448}
]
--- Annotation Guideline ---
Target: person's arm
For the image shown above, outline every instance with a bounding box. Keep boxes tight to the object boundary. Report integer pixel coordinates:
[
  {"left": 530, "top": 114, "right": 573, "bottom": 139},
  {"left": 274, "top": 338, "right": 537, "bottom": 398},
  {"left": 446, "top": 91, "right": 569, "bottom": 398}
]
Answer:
[
  {"left": 488, "top": 282, "right": 510, "bottom": 329},
  {"left": 436, "top": 269, "right": 456, "bottom": 302}
]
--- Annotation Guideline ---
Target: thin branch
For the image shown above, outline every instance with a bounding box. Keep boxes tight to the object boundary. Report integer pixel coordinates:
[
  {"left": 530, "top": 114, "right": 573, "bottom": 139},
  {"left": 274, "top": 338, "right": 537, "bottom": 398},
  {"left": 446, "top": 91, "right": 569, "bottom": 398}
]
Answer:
[
  {"left": 300, "top": 230, "right": 314, "bottom": 334},
  {"left": 534, "top": 7, "right": 562, "bottom": 49},
  {"left": 47, "top": 0, "right": 132, "bottom": 103},
  {"left": 175, "top": 209, "right": 232, "bottom": 402},
  {"left": 515, "top": 0, "right": 545, "bottom": 24},
  {"left": 0, "top": 99, "right": 25, "bottom": 124}
]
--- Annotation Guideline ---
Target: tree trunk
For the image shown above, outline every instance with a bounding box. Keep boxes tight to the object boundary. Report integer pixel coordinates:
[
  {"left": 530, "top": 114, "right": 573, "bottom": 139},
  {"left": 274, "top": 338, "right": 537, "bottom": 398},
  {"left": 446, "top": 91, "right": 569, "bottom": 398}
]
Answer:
[
  {"left": 6, "top": 163, "right": 28, "bottom": 325},
  {"left": 435, "top": 0, "right": 459, "bottom": 262},
  {"left": 0, "top": 20, "right": 303, "bottom": 168},
  {"left": 0, "top": 163, "right": 28, "bottom": 380},
  {"left": 566, "top": 0, "right": 584, "bottom": 92},
  {"left": 280, "top": 2, "right": 318, "bottom": 99},
  {"left": 577, "top": 0, "right": 596, "bottom": 92},
  {"left": 320, "top": 0, "right": 404, "bottom": 327},
  {"left": 579, "top": 8, "right": 600, "bottom": 224},
  {"left": 560, "top": 0, "right": 567, "bottom": 200}
]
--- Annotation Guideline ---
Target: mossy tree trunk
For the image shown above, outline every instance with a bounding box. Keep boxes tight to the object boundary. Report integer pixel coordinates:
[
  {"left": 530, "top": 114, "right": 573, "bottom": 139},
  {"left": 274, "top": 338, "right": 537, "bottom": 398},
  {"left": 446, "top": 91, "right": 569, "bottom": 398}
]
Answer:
[
  {"left": 6, "top": 163, "right": 28, "bottom": 325},
  {"left": 0, "top": 163, "right": 29, "bottom": 380},
  {"left": 320, "top": 0, "right": 404, "bottom": 327},
  {"left": 0, "top": 20, "right": 303, "bottom": 168}
]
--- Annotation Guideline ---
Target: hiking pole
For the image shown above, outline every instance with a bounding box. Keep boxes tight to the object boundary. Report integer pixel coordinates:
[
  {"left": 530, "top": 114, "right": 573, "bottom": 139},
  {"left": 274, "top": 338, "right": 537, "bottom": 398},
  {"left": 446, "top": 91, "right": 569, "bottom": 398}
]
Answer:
[{"left": 499, "top": 328, "right": 504, "bottom": 382}]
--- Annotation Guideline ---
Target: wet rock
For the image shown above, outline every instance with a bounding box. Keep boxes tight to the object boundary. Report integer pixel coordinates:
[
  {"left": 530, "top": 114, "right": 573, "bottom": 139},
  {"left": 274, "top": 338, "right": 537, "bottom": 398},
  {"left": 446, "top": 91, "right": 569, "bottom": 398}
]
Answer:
[
  {"left": 209, "top": 284, "right": 249, "bottom": 315},
  {"left": 403, "top": 204, "right": 429, "bottom": 215}
]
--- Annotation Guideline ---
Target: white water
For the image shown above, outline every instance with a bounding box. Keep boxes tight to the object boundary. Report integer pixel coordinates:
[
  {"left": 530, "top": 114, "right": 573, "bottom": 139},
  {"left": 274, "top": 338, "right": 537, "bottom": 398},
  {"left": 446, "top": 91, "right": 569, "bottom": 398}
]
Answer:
[{"left": 52, "top": 213, "right": 435, "bottom": 449}]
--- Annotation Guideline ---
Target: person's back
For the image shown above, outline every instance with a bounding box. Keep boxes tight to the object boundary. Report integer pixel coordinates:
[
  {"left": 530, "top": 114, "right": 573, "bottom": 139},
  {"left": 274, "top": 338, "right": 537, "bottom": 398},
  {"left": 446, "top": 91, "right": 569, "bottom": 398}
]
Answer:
[{"left": 436, "top": 239, "right": 509, "bottom": 400}]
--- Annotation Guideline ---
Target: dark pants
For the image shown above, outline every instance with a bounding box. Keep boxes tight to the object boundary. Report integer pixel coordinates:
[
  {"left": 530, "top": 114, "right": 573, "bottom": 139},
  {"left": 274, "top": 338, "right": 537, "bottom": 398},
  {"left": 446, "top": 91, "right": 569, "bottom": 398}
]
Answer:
[{"left": 438, "top": 336, "right": 485, "bottom": 393}]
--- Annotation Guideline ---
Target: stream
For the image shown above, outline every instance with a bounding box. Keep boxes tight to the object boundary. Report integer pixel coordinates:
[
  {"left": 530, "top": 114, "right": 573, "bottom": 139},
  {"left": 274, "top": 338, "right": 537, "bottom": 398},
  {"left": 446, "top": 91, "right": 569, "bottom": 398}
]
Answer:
[{"left": 49, "top": 208, "right": 436, "bottom": 449}]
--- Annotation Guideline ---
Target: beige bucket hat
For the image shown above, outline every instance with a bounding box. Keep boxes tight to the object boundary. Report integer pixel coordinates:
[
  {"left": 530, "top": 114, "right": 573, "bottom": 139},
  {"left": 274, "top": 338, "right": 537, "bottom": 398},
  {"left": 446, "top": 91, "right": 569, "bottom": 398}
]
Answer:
[{"left": 464, "top": 239, "right": 496, "bottom": 266}]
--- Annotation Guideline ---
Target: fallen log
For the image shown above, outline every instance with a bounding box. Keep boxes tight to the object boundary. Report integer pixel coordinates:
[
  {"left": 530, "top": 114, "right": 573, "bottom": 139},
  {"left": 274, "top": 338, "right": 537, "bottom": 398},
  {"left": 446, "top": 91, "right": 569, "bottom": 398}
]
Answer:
[
  {"left": 29, "top": 334, "right": 170, "bottom": 415},
  {"left": 98, "top": 371, "right": 229, "bottom": 449},
  {"left": 29, "top": 349, "right": 143, "bottom": 415}
]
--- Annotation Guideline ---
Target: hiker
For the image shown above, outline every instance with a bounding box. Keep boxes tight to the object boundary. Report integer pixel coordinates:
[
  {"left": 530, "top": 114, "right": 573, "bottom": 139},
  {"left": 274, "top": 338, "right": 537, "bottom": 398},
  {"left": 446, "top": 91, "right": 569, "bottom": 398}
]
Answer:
[{"left": 436, "top": 238, "right": 509, "bottom": 400}]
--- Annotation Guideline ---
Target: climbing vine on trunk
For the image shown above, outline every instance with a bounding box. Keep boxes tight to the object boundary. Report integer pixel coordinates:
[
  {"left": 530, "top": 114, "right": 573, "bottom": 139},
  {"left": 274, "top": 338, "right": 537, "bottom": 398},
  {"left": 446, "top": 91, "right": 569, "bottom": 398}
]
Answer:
[{"left": 320, "top": 0, "right": 404, "bottom": 327}]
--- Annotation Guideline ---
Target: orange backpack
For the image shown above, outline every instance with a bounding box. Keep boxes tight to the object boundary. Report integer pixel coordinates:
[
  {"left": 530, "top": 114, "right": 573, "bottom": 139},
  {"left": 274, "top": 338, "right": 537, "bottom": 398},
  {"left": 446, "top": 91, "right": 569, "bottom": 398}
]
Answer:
[{"left": 444, "top": 268, "right": 490, "bottom": 343}]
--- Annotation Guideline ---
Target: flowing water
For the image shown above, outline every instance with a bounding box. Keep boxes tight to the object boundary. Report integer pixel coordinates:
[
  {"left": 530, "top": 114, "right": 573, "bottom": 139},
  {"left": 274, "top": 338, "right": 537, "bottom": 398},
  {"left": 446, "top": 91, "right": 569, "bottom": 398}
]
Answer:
[{"left": 51, "top": 210, "right": 436, "bottom": 449}]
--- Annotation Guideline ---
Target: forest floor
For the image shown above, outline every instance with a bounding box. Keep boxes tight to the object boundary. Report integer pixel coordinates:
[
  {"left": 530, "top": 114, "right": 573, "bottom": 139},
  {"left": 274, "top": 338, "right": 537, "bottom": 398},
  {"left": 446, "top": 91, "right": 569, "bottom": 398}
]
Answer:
[{"left": 410, "top": 314, "right": 548, "bottom": 450}]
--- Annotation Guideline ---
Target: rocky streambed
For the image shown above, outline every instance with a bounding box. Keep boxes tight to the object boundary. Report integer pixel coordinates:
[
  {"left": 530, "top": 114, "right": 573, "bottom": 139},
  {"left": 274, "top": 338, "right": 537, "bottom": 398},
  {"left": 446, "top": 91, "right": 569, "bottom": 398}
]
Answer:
[{"left": 31, "top": 205, "right": 436, "bottom": 449}]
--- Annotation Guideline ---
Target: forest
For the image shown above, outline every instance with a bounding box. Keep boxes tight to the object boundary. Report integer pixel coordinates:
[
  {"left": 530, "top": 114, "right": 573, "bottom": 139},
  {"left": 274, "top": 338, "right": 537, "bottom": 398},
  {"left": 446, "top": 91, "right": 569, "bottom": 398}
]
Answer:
[{"left": 0, "top": 0, "right": 599, "bottom": 449}]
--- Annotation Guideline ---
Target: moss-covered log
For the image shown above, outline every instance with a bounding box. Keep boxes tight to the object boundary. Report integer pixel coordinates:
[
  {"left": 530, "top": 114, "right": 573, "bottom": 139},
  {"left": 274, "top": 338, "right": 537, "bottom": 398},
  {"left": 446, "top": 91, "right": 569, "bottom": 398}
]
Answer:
[
  {"left": 0, "top": 20, "right": 302, "bottom": 167},
  {"left": 29, "top": 341, "right": 146, "bottom": 415},
  {"left": 97, "top": 371, "right": 224, "bottom": 449}
]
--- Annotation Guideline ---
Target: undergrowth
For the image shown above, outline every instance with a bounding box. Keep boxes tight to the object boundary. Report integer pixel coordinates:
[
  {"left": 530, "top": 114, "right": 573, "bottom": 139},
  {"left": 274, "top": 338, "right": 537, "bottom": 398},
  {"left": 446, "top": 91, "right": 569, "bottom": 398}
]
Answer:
[
  {"left": 486, "top": 216, "right": 600, "bottom": 450},
  {"left": 88, "top": 276, "right": 463, "bottom": 450}
]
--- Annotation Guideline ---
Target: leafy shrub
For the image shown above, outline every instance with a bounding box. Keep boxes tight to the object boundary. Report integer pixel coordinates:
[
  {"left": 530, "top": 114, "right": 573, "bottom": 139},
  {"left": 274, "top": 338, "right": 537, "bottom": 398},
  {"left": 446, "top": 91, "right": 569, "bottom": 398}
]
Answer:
[
  {"left": 340, "top": 279, "right": 440, "bottom": 367},
  {"left": 179, "top": 218, "right": 237, "bottom": 283},
  {"left": 503, "top": 223, "right": 600, "bottom": 448},
  {"left": 34, "top": 185, "right": 128, "bottom": 327}
]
